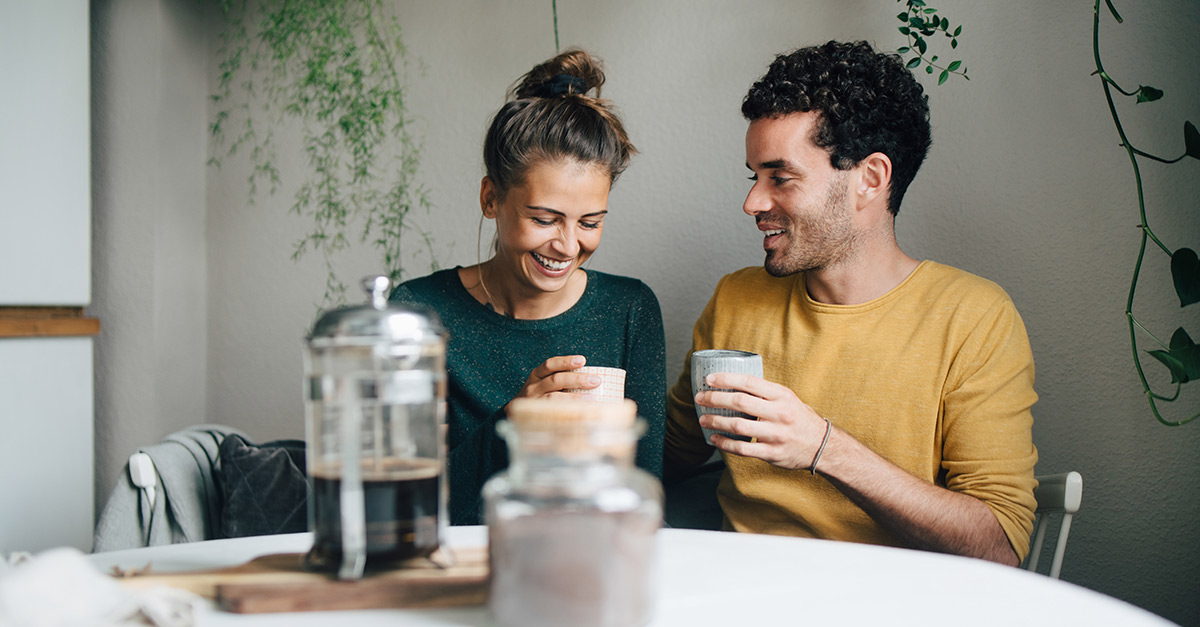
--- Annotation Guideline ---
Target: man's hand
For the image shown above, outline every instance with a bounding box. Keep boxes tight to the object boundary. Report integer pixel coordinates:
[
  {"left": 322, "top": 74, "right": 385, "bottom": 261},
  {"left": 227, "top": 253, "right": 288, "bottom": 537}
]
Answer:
[
  {"left": 695, "top": 371, "right": 1019, "bottom": 566},
  {"left": 695, "top": 372, "right": 829, "bottom": 470}
]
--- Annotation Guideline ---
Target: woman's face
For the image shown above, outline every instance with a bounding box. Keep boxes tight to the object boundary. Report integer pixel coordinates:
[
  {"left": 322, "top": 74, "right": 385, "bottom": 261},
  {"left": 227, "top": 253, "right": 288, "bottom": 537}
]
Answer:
[{"left": 483, "top": 159, "right": 611, "bottom": 296}]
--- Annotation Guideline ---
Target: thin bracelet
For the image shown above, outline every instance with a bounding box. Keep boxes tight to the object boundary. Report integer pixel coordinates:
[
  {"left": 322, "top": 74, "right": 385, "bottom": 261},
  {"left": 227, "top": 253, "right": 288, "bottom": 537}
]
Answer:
[{"left": 810, "top": 417, "right": 832, "bottom": 476}]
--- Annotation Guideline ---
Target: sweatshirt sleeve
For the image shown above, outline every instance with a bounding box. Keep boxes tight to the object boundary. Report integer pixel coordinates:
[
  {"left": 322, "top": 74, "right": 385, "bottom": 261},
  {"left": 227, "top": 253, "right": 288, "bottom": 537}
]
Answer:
[{"left": 941, "top": 295, "right": 1039, "bottom": 562}]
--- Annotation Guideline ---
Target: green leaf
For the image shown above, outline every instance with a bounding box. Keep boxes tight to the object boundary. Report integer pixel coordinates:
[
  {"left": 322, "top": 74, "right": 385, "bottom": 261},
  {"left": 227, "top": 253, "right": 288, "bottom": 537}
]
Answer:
[
  {"left": 1172, "top": 247, "right": 1200, "bottom": 307},
  {"left": 951, "top": 38, "right": 958, "bottom": 49},
  {"left": 1105, "top": 0, "right": 1124, "bottom": 23},
  {"left": 941, "top": 17, "right": 949, "bottom": 30},
  {"left": 1148, "top": 349, "right": 1187, "bottom": 383},
  {"left": 926, "top": 65, "right": 934, "bottom": 74},
  {"left": 916, "top": 37, "right": 927, "bottom": 53},
  {"left": 931, "top": 55, "right": 939, "bottom": 62},
  {"left": 938, "top": 69, "right": 949, "bottom": 85},
  {"left": 1147, "top": 328, "right": 1200, "bottom": 383},
  {"left": 923, "top": 7, "right": 937, "bottom": 14},
  {"left": 1184, "top": 121, "right": 1200, "bottom": 160},
  {"left": 898, "top": 46, "right": 910, "bottom": 54},
  {"left": 953, "top": 25, "right": 962, "bottom": 36},
  {"left": 947, "top": 60, "right": 962, "bottom": 72},
  {"left": 897, "top": 11, "right": 910, "bottom": 21},
  {"left": 1136, "top": 85, "right": 1164, "bottom": 103},
  {"left": 907, "top": 57, "right": 922, "bottom": 69},
  {"left": 899, "top": 26, "right": 911, "bottom": 35}
]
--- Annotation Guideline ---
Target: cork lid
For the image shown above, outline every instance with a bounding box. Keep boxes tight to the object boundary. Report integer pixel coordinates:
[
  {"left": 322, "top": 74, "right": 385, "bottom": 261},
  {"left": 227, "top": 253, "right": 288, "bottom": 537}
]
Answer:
[
  {"left": 503, "top": 398, "right": 640, "bottom": 457},
  {"left": 507, "top": 398, "right": 637, "bottom": 427}
]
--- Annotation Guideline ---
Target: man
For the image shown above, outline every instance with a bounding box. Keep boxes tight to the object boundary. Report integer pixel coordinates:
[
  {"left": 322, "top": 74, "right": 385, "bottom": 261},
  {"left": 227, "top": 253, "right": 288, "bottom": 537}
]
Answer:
[{"left": 664, "top": 41, "right": 1037, "bottom": 566}]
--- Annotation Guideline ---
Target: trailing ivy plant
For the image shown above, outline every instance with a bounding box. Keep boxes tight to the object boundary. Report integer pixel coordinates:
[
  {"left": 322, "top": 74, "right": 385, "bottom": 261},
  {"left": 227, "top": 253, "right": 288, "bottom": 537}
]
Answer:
[
  {"left": 1093, "top": 0, "right": 1200, "bottom": 425},
  {"left": 894, "top": 0, "right": 968, "bottom": 85},
  {"left": 210, "top": 0, "right": 434, "bottom": 308}
]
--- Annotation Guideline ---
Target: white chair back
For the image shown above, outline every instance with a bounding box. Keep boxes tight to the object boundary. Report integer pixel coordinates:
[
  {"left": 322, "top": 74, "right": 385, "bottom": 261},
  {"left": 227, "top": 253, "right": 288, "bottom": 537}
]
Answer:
[{"left": 1024, "top": 471, "right": 1083, "bottom": 579}]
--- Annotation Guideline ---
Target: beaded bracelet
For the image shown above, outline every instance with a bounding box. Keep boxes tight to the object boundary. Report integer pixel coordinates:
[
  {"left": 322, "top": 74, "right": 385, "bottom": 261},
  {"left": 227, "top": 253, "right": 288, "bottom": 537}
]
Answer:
[{"left": 810, "top": 417, "right": 832, "bottom": 476}]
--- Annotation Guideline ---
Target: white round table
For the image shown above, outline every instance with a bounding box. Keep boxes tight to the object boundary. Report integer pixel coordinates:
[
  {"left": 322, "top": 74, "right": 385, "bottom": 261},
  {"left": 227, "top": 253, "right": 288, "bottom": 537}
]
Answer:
[{"left": 86, "top": 527, "right": 1174, "bottom": 626}]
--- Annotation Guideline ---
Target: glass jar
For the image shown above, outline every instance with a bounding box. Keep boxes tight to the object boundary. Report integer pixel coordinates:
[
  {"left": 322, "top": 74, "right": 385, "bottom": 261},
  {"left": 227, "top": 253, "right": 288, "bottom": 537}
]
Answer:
[
  {"left": 483, "top": 398, "right": 662, "bottom": 627},
  {"left": 302, "top": 276, "right": 447, "bottom": 579}
]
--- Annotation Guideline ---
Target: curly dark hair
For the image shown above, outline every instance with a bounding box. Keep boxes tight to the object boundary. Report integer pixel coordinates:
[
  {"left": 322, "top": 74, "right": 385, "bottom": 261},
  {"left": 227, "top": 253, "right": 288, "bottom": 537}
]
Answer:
[{"left": 741, "top": 41, "right": 931, "bottom": 216}]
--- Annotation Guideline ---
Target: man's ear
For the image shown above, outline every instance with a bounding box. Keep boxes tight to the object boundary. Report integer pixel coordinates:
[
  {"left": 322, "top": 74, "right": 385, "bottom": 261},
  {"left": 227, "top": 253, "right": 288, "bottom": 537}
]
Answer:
[{"left": 856, "top": 152, "right": 892, "bottom": 210}]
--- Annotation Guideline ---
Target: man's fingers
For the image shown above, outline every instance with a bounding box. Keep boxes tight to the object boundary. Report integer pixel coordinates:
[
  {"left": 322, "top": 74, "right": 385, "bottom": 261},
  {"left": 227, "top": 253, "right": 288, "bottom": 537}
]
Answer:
[
  {"left": 700, "top": 413, "right": 761, "bottom": 439},
  {"left": 704, "top": 372, "right": 786, "bottom": 399},
  {"left": 696, "top": 389, "right": 770, "bottom": 420},
  {"left": 709, "top": 433, "right": 768, "bottom": 459}
]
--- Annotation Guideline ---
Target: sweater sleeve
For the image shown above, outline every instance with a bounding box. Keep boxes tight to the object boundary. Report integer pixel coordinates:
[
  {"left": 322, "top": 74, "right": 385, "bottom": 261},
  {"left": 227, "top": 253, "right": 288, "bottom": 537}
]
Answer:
[
  {"left": 941, "top": 296, "right": 1039, "bottom": 562},
  {"left": 391, "top": 280, "right": 507, "bottom": 525},
  {"left": 444, "top": 406, "right": 510, "bottom": 525},
  {"left": 623, "top": 282, "right": 667, "bottom": 478}
]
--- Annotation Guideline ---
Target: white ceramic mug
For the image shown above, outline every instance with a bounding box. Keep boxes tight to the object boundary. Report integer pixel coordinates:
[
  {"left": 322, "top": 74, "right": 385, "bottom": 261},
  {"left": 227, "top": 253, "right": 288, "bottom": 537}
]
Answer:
[
  {"left": 567, "top": 366, "right": 627, "bottom": 402},
  {"left": 691, "top": 350, "right": 763, "bottom": 444}
]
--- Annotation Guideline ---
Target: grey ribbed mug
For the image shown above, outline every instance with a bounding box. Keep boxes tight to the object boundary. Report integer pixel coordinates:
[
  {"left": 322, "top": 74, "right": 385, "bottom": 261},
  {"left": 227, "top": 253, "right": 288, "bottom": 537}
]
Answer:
[{"left": 691, "top": 349, "right": 763, "bottom": 444}]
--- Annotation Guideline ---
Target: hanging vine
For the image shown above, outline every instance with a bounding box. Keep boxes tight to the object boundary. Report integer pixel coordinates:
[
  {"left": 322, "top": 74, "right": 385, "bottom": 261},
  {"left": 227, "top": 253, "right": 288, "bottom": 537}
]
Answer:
[
  {"left": 1093, "top": 0, "right": 1200, "bottom": 425},
  {"left": 894, "top": 0, "right": 969, "bottom": 85},
  {"left": 210, "top": 0, "right": 435, "bottom": 307}
]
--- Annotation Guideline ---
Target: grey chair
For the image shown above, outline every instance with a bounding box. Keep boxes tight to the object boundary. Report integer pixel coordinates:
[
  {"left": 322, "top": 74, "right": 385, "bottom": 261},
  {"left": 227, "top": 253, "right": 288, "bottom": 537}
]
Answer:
[
  {"left": 93, "top": 425, "right": 244, "bottom": 552},
  {"left": 1023, "top": 471, "right": 1083, "bottom": 579}
]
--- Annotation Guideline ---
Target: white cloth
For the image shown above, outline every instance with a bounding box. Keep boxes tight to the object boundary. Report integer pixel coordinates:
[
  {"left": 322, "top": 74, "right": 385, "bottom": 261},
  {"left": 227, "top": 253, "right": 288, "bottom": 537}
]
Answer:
[{"left": 0, "top": 548, "right": 197, "bottom": 627}]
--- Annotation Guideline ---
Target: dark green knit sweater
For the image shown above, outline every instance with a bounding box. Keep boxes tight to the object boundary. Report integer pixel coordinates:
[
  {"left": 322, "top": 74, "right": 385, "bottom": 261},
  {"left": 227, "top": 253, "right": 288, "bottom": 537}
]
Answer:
[{"left": 390, "top": 268, "right": 666, "bottom": 525}]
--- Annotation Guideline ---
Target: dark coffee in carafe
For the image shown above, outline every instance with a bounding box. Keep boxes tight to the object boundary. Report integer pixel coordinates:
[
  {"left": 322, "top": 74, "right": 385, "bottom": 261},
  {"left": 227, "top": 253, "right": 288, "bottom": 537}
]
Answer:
[{"left": 306, "top": 458, "right": 440, "bottom": 570}]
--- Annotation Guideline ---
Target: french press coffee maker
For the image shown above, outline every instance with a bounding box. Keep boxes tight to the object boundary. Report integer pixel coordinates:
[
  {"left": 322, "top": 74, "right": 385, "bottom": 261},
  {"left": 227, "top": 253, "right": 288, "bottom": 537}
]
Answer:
[{"left": 303, "top": 276, "right": 447, "bottom": 579}]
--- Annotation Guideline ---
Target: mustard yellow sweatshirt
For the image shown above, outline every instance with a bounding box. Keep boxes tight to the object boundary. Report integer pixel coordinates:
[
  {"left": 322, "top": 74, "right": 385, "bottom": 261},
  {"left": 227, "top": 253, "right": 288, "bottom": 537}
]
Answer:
[{"left": 665, "top": 261, "right": 1038, "bottom": 560}]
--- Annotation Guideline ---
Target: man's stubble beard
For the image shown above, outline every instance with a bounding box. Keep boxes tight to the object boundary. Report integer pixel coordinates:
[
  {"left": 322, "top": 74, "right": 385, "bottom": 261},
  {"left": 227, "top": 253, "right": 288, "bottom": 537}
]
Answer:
[{"left": 764, "top": 172, "right": 859, "bottom": 278}]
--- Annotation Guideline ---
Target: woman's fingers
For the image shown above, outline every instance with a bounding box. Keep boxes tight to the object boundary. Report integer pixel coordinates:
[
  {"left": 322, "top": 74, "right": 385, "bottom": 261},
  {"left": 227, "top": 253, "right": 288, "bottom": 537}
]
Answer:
[
  {"left": 519, "top": 355, "right": 600, "bottom": 398},
  {"left": 529, "top": 355, "right": 586, "bottom": 380}
]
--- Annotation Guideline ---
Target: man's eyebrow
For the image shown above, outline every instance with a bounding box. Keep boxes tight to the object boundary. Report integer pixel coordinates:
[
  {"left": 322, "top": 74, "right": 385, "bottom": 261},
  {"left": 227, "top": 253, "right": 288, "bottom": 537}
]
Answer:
[
  {"left": 746, "top": 159, "right": 789, "bottom": 170},
  {"left": 526, "top": 206, "right": 609, "bottom": 218}
]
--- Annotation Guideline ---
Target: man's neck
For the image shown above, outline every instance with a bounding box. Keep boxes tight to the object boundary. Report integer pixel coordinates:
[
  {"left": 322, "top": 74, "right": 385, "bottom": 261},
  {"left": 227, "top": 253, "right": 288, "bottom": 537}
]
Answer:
[{"left": 803, "top": 241, "right": 920, "bottom": 306}]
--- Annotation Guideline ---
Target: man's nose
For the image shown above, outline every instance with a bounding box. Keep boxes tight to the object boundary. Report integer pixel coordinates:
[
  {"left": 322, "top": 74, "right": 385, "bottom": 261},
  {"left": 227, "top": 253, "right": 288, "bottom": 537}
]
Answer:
[{"left": 743, "top": 180, "right": 769, "bottom": 216}]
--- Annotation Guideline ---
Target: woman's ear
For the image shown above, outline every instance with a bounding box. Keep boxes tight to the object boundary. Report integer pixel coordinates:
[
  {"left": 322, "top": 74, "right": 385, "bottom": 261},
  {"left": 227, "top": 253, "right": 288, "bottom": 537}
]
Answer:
[{"left": 480, "top": 177, "right": 498, "bottom": 219}]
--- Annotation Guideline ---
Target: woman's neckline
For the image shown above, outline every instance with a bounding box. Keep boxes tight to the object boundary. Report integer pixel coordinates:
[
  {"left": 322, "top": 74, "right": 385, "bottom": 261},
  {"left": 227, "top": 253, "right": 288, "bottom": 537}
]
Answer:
[{"left": 454, "top": 265, "right": 593, "bottom": 322}]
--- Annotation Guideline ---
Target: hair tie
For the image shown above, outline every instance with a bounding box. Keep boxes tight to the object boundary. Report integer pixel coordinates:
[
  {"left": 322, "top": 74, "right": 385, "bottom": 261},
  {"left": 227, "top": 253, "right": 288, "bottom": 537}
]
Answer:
[{"left": 544, "top": 74, "right": 588, "bottom": 97}]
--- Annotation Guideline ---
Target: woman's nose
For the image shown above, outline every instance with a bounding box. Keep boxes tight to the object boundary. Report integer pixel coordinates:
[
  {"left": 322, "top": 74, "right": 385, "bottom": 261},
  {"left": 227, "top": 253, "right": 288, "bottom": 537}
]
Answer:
[{"left": 552, "top": 226, "right": 580, "bottom": 257}]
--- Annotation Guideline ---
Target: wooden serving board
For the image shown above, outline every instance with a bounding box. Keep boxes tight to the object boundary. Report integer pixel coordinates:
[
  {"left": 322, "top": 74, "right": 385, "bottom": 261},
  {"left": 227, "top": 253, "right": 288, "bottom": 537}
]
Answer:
[{"left": 112, "top": 547, "right": 488, "bottom": 614}]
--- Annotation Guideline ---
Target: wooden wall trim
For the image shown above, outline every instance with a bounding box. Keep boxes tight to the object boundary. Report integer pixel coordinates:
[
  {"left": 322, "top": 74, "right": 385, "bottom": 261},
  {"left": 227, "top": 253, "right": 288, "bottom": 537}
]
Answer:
[{"left": 0, "top": 307, "right": 100, "bottom": 338}]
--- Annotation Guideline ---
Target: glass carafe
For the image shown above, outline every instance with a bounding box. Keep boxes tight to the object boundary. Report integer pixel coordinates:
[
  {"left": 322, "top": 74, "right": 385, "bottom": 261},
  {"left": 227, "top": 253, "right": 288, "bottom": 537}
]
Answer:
[
  {"left": 483, "top": 398, "right": 662, "bottom": 627},
  {"left": 303, "top": 276, "right": 447, "bottom": 579}
]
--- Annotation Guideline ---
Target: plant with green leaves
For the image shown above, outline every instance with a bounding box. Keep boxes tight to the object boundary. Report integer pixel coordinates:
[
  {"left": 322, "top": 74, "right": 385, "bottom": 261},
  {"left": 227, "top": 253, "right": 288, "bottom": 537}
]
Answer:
[
  {"left": 1093, "top": 0, "right": 1200, "bottom": 425},
  {"left": 210, "top": 0, "right": 435, "bottom": 308},
  {"left": 894, "top": 0, "right": 968, "bottom": 85}
]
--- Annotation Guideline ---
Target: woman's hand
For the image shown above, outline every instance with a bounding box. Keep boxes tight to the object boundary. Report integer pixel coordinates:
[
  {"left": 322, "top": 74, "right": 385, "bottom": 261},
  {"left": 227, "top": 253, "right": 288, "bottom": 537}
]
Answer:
[{"left": 507, "top": 355, "right": 600, "bottom": 407}]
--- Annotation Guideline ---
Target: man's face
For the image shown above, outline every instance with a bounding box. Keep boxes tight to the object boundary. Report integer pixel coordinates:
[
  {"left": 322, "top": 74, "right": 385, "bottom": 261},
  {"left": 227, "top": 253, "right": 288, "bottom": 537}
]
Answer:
[{"left": 743, "top": 112, "right": 859, "bottom": 277}]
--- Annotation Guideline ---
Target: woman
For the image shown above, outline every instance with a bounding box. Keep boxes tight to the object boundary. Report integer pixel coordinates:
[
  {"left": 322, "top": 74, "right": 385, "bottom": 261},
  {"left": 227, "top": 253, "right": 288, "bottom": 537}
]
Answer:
[{"left": 390, "top": 49, "right": 666, "bottom": 525}]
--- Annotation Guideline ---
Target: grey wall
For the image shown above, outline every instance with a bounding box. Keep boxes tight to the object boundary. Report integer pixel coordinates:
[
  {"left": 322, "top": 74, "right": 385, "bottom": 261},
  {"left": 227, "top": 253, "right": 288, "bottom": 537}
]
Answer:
[
  {"left": 91, "top": 0, "right": 1199, "bottom": 624},
  {"left": 91, "top": 0, "right": 209, "bottom": 527}
]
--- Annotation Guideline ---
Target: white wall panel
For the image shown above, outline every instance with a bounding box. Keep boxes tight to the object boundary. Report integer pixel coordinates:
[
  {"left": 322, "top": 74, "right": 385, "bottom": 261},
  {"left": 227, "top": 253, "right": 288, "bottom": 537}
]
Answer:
[
  {"left": 0, "top": 337, "right": 94, "bottom": 552},
  {"left": 0, "top": 0, "right": 91, "bottom": 305}
]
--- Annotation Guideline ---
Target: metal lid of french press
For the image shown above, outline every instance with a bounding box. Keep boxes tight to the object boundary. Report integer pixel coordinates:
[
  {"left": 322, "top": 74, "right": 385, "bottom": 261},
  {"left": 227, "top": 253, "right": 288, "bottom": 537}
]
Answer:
[{"left": 307, "top": 276, "right": 444, "bottom": 346}]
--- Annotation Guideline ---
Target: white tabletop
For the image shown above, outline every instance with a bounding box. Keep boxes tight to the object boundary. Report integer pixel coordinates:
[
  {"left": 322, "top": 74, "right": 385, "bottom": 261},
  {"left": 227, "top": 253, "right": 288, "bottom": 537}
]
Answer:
[{"left": 87, "top": 527, "right": 1173, "bottom": 627}]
